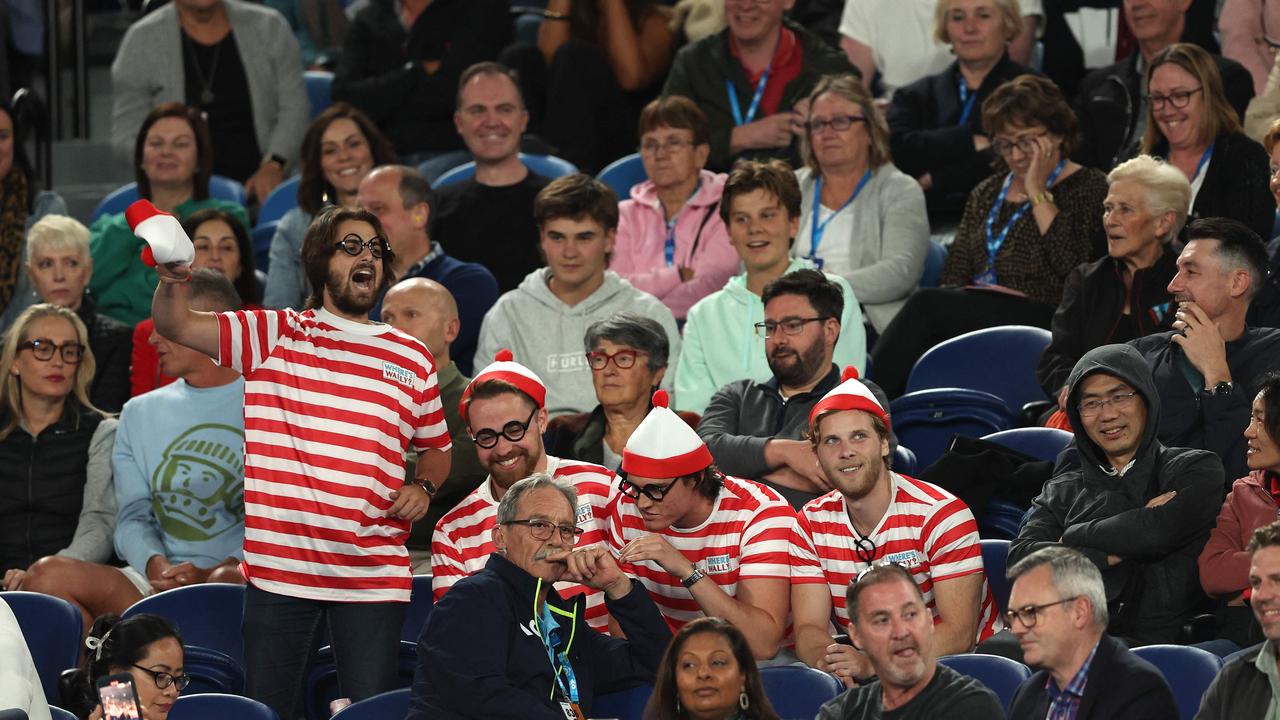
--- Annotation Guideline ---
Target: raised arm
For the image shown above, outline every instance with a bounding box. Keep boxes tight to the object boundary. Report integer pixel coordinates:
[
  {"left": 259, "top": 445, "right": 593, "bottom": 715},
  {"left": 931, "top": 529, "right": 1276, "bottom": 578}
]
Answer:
[{"left": 151, "top": 264, "right": 221, "bottom": 360}]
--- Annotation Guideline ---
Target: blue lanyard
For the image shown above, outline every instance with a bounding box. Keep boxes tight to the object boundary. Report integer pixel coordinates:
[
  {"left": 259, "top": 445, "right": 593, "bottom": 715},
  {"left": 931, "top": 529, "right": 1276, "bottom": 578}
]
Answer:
[
  {"left": 663, "top": 182, "right": 702, "bottom": 267},
  {"left": 957, "top": 82, "right": 977, "bottom": 126},
  {"left": 1192, "top": 143, "right": 1215, "bottom": 182},
  {"left": 535, "top": 591, "right": 580, "bottom": 704},
  {"left": 982, "top": 160, "right": 1066, "bottom": 279},
  {"left": 727, "top": 65, "right": 772, "bottom": 126},
  {"left": 809, "top": 170, "right": 872, "bottom": 261}
]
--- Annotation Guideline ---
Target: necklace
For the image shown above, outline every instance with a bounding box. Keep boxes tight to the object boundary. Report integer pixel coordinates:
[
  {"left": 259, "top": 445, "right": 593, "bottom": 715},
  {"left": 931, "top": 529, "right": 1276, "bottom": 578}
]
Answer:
[{"left": 183, "top": 32, "right": 223, "bottom": 105}]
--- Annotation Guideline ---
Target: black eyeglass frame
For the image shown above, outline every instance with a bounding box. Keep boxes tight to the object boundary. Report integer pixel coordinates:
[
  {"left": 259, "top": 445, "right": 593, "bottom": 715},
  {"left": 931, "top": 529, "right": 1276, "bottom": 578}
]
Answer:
[
  {"left": 1003, "top": 596, "right": 1082, "bottom": 629},
  {"left": 470, "top": 406, "right": 538, "bottom": 449},
  {"left": 131, "top": 664, "right": 191, "bottom": 691},
  {"left": 332, "top": 233, "right": 389, "bottom": 259},
  {"left": 618, "top": 475, "right": 683, "bottom": 503}
]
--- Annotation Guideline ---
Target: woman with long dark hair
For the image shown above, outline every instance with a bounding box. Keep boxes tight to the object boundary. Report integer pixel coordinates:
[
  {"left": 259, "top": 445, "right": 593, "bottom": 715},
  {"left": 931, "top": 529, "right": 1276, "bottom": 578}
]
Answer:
[
  {"left": 645, "top": 617, "right": 780, "bottom": 720},
  {"left": 63, "top": 614, "right": 186, "bottom": 720}
]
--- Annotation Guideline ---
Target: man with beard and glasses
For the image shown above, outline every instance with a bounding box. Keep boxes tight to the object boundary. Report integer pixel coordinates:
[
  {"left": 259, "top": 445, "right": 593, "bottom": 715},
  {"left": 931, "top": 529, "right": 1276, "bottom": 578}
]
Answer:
[
  {"left": 675, "top": 159, "right": 865, "bottom": 416},
  {"left": 150, "top": 205, "right": 453, "bottom": 720},
  {"left": 816, "top": 563, "right": 1004, "bottom": 719},
  {"left": 431, "top": 350, "right": 619, "bottom": 632},
  {"left": 698, "top": 268, "right": 893, "bottom": 509},
  {"left": 790, "top": 372, "right": 1000, "bottom": 686}
]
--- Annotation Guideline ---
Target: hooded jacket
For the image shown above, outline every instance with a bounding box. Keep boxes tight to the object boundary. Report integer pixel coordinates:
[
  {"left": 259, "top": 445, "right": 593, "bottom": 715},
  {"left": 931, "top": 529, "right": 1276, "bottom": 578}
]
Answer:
[
  {"left": 474, "top": 269, "right": 681, "bottom": 417},
  {"left": 407, "top": 552, "right": 671, "bottom": 719},
  {"left": 1011, "top": 344, "right": 1225, "bottom": 645}
]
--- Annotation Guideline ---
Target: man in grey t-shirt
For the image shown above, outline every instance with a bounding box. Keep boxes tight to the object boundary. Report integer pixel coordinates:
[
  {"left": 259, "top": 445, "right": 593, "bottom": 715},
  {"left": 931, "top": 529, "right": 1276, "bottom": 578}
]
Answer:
[{"left": 817, "top": 564, "right": 1004, "bottom": 719}]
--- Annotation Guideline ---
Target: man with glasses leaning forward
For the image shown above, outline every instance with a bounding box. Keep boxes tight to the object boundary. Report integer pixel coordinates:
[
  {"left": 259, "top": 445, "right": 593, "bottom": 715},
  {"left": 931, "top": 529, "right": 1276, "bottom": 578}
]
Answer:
[
  {"left": 150, "top": 206, "right": 453, "bottom": 720},
  {"left": 432, "top": 350, "right": 619, "bottom": 632},
  {"left": 789, "top": 370, "right": 1000, "bottom": 686},
  {"left": 1004, "top": 546, "right": 1177, "bottom": 719},
  {"left": 1011, "top": 343, "right": 1224, "bottom": 647},
  {"left": 409, "top": 473, "right": 672, "bottom": 719}
]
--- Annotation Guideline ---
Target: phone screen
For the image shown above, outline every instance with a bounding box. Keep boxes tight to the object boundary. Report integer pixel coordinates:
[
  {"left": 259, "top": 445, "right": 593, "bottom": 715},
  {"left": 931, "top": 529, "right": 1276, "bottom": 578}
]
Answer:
[{"left": 97, "top": 676, "right": 143, "bottom": 720}]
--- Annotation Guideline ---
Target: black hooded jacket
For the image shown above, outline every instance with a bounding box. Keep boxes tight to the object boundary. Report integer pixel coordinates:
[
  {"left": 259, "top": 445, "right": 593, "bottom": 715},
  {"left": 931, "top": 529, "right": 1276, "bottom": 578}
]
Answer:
[{"left": 1011, "top": 344, "right": 1224, "bottom": 645}]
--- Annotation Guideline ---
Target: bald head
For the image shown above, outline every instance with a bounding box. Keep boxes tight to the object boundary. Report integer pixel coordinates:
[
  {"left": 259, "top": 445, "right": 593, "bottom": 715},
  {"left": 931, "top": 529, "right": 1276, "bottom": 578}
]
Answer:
[{"left": 381, "top": 277, "right": 460, "bottom": 363}]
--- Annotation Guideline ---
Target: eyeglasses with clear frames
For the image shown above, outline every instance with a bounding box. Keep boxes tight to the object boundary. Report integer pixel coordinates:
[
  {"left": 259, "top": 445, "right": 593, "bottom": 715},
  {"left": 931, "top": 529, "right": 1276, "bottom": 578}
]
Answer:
[
  {"left": 333, "top": 233, "right": 389, "bottom": 259},
  {"left": 1003, "top": 596, "right": 1081, "bottom": 628},
  {"left": 19, "top": 338, "right": 84, "bottom": 364},
  {"left": 1146, "top": 87, "right": 1202, "bottom": 111},
  {"left": 131, "top": 664, "right": 191, "bottom": 691},
  {"left": 502, "top": 518, "right": 584, "bottom": 544},
  {"left": 753, "top": 317, "right": 827, "bottom": 338},
  {"left": 639, "top": 138, "right": 694, "bottom": 155},
  {"left": 586, "top": 348, "right": 648, "bottom": 371},
  {"left": 470, "top": 406, "right": 538, "bottom": 449},
  {"left": 1077, "top": 390, "right": 1138, "bottom": 418}
]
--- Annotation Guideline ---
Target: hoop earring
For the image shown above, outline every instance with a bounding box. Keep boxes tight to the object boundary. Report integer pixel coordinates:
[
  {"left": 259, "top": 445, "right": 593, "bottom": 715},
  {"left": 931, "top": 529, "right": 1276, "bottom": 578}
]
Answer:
[{"left": 739, "top": 688, "right": 749, "bottom": 710}]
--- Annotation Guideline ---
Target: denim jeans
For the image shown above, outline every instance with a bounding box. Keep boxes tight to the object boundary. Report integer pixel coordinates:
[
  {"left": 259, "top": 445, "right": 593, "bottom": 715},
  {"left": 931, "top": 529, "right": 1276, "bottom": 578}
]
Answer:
[{"left": 242, "top": 584, "right": 406, "bottom": 720}]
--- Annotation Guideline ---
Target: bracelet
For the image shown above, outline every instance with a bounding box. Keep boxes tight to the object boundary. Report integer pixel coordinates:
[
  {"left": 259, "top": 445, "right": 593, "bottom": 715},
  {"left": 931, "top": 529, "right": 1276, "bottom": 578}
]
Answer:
[
  {"left": 544, "top": 10, "right": 570, "bottom": 20},
  {"left": 1029, "top": 190, "right": 1054, "bottom": 207},
  {"left": 416, "top": 479, "right": 438, "bottom": 497}
]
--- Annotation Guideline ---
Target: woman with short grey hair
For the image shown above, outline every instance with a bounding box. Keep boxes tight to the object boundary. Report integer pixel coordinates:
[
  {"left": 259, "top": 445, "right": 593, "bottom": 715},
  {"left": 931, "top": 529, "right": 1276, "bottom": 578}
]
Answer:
[{"left": 545, "top": 313, "right": 696, "bottom": 469}]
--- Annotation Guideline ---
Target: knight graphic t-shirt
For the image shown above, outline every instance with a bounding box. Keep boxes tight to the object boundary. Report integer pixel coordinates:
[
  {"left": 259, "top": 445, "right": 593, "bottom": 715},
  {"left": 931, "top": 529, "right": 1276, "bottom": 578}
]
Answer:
[{"left": 112, "top": 378, "right": 247, "bottom": 573}]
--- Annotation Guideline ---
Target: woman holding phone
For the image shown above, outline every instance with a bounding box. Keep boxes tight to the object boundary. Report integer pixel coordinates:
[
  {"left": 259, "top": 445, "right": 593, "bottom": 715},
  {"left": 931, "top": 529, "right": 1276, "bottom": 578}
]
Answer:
[{"left": 65, "top": 614, "right": 186, "bottom": 720}]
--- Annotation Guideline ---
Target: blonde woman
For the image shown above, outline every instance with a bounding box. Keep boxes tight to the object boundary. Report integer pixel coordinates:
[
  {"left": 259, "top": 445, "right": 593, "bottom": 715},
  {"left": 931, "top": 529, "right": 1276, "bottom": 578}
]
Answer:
[{"left": 0, "top": 304, "right": 117, "bottom": 612}]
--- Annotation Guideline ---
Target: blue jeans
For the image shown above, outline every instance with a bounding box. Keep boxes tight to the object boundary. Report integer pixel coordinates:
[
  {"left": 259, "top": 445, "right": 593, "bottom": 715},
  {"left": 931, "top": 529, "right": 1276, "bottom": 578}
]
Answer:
[{"left": 242, "top": 584, "right": 406, "bottom": 720}]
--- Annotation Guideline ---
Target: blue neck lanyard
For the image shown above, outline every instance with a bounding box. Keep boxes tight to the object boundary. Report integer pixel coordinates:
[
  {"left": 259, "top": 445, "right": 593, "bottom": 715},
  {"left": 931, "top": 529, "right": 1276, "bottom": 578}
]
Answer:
[
  {"left": 664, "top": 182, "right": 702, "bottom": 267},
  {"left": 534, "top": 584, "right": 580, "bottom": 705},
  {"left": 957, "top": 81, "right": 978, "bottom": 126},
  {"left": 982, "top": 159, "right": 1066, "bottom": 282},
  {"left": 727, "top": 66, "right": 772, "bottom": 127},
  {"left": 809, "top": 170, "right": 872, "bottom": 262},
  {"left": 1192, "top": 143, "right": 1215, "bottom": 182}
]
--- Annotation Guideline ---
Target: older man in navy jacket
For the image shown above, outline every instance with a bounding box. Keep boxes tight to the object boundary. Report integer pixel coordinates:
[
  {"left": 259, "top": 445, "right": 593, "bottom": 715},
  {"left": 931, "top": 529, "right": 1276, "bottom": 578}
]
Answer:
[{"left": 407, "top": 473, "right": 671, "bottom": 719}]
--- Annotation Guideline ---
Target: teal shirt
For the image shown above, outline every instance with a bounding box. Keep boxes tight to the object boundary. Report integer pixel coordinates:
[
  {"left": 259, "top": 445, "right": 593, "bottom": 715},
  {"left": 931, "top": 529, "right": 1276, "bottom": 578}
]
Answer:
[
  {"left": 1255, "top": 640, "right": 1280, "bottom": 720},
  {"left": 88, "top": 197, "right": 250, "bottom": 325}
]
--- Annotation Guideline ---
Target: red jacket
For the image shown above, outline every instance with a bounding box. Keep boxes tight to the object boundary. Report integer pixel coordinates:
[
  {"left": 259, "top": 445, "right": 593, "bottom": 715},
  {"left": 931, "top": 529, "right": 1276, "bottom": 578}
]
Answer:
[{"left": 1199, "top": 471, "right": 1280, "bottom": 598}]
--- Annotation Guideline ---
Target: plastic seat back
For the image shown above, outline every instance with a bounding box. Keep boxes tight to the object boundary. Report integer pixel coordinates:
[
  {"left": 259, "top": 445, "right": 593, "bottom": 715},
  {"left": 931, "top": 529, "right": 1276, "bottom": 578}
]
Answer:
[
  {"left": 982, "top": 427, "right": 1073, "bottom": 462},
  {"left": 1, "top": 591, "right": 82, "bottom": 706},
  {"left": 91, "top": 176, "right": 247, "bottom": 224},
  {"left": 258, "top": 175, "right": 301, "bottom": 227},
  {"left": 170, "top": 692, "right": 276, "bottom": 720},
  {"left": 596, "top": 153, "right": 647, "bottom": 198},
  {"left": 919, "top": 239, "right": 948, "bottom": 288},
  {"left": 980, "top": 539, "right": 1012, "bottom": 614},
  {"left": 888, "top": 388, "right": 1015, "bottom": 470},
  {"left": 1131, "top": 644, "right": 1223, "bottom": 720},
  {"left": 305, "top": 71, "right": 334, "bottom": 120},
  {"left": 122, "top": 584, "right": 246, "bottom": 666},
  {"left": 760, "top": 665, "right": 843, "bottom": 719},
  {"left": 431, "top": 153, "right": 579, "bottom": 188},
  {"left": 331, "top": 688, "right": 411, "bottom": 719},
  {"left": 938, "top": 653, "right": 1032, "bottom": 711},
  {"left": 905, "top": 326, "right": 1053, "bottom": 414},
  {"left": 401, "top": 575, "right": 434, "bottom": 643}
]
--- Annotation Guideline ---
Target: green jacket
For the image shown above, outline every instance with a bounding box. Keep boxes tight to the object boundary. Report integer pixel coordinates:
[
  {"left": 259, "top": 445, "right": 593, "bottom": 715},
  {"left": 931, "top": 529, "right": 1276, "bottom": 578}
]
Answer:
[
  {"left": 89, "top": 198, "right": 250, "bottom": 326},
  {"left": 662, "top": 19, "right": 857, "bottom": 171},
  {"left": 674, "top": 257, "right": 866, "bottom": 415}
]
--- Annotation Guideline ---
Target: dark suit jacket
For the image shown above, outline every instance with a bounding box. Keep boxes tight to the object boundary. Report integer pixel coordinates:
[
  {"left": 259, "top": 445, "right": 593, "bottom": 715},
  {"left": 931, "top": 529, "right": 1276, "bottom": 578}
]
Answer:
[{"left": 1007, "top": 634, "right": 1178, "bottom": 720}]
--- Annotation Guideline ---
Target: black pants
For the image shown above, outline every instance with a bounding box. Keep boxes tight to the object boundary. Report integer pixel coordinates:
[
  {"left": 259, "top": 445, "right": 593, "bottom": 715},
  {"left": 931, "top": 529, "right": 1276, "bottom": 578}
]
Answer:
[{"left": 869, "top": 288, "right": 1055, "bottom": 398}]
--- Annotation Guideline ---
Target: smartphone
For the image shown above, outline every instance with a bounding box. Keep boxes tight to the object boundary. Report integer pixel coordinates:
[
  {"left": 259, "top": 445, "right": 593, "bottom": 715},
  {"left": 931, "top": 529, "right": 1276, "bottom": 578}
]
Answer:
[{"left": 96, "top": 672, "right": 143, "bottom": 720}]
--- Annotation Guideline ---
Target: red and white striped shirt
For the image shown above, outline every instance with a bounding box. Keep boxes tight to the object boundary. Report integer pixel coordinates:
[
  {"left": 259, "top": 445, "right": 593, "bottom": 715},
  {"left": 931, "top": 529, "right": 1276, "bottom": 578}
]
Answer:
[
  {"left": 607, "top": 475, "right": 796, "bottom": 633},
  {"left": 216, "top": 308, "right": 451, "bottom": 603},
  {"left": 790, "top": 473, "right": 1002, "bottom": 641},
  {"left": 431, "top": 455, "right": 618, "bottom": 631}
]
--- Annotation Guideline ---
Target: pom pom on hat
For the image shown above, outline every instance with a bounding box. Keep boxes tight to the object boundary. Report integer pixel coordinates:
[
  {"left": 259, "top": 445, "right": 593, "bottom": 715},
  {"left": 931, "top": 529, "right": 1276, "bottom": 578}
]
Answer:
[
  {"left": 808, "top": 365, "right": 888, "bottom": 430},
  {"left": 622, "top": 390, "right": 713, "bottom": 478},
  {"left": 460, "top": 349, "right": 547, "bottom": 422},
  {"left": 126, "top": 200, "right": 194, "bottom": 267}
]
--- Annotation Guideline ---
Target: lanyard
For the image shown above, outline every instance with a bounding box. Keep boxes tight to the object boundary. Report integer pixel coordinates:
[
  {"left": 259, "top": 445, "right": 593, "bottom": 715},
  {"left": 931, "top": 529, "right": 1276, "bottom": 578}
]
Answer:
[
  {"left": 808, "top": 171, "right": 872, "bottom": 262},
  {"left": 727, "top": 66, "right": 772, "bottom": 127},
  {"left": 664, "top": 182, "right": 703, "bottom": 267},
  {"left": 957, "top": 81, "right": 977, "bottom": 126},
  {"left": 1192, "top": 143, "right": 1215, "bottom": 183},
  {"left": 534, "top": 581, "right": 580, "bottom": 704},
  {"left": 982, "top": 160, "right": 1066, "bottom": 282}
]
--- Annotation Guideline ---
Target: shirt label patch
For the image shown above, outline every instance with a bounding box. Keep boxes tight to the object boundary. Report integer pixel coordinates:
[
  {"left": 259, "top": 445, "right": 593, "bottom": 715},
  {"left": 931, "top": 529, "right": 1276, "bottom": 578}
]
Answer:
[
  {"left": 705, "top": 554, "right": 734, "bottom": 574},
  {"left": 575, "top": 503, "right": 593, "bottom": 526},
  {"left": 383, "top": 361, "right": 416, "bottom": 387},
  {"left": 884, "top": 549, "right": 924, "bottom": 568},
  {"left": 546, "top": 352, "right": 589, "bottom": 373}
]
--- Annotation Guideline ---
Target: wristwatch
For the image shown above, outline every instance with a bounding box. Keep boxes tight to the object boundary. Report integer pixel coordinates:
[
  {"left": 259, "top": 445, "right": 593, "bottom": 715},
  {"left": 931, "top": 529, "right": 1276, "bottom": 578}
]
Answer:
[
  {"left": 1205, "top": 381, "right": 1234, "bottom": 397},
  {"left": 681, "top": 567, "right": 706, "bottom": 588},
  {"left": 416, "top": 479, "right": 439, "bottom": 497}
]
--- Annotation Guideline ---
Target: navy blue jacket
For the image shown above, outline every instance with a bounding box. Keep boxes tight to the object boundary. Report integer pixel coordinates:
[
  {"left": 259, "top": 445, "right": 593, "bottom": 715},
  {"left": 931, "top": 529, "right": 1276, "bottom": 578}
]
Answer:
[
  {"left": 1008, "top": 634, "right": 1178, "bottom": 720},
  {"left": 370, "top": 248, "right": 498, "bottom": 376},
  {"left": 407, "top": 553, "right": 672, "bottom": 719}
]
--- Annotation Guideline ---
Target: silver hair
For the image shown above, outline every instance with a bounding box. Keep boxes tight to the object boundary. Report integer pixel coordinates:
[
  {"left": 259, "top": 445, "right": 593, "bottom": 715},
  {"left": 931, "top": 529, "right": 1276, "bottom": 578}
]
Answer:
[
  {"left": 1107, "top": 155, "right": 1191, "bottom": 244},
  {"left": 1008, "top": 546, "right": 1109, "bottom": 629},
  {"left": 495, "top": 473, "right": 578, "bottom": 525},
  {"left": 26, "top": 214, "right": 90, "bottom": 262}
]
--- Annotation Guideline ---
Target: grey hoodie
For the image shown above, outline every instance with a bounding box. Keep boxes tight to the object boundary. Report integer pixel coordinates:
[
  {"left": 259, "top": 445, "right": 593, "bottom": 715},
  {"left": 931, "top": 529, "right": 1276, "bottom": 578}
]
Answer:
[
  {"left": 1011, "top": 344, "right": 1225, "bottom": 645},
  {"left": 474, "top": 269, "right": 681, "bottom": 417}
]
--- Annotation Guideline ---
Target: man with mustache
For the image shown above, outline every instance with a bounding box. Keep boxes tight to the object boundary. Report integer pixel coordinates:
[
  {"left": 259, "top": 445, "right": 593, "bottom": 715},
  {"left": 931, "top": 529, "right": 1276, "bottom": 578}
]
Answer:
[
  {"left": 1196, "top": 519, "right": 1280, "bottom": 718},
  {"left": 1128, "top": 217, "right": 1280, "bottom": 484},
  {"left": 791, "top": 371, "right": 999, "bottom": 685},
  {"left": 815, "top": 563, "right": 1003, "bottom": 718},
  {"left": 431, "top": 351, "right": 619, "bottom": 631},
  {"left": 150, "top": 205, "right": 453, "bottom": 720},
  {"left": 698, "top": 268, "right": 890, "bottom": 509}
]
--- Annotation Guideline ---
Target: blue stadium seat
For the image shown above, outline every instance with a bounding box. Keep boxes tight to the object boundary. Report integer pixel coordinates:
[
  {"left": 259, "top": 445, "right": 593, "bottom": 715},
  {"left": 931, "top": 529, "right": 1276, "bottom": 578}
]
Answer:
[
  {"left": 306, "top": 641, "right": 416, "bottom": 720},
  {"left": 305, "top": 71, "right": 334, "bottom": 120},
  {"left": 982, "top": 427, "right": 1073, "bottom": 463},
  {"left": 596, "top": 153, "right": 647, "bottom": 198},
  {"left": 252, "top": 220, "right": 279, "bottom": 275},
  {"left": 938, "top": 653, "right": 1031, "bottom": 712},
  {"left": 919, "top": 239, "right": 947, "bottom": 288},
  {"left": 893, "top": 444, "right": 918, "bottom": 476},
  {"left": 982, "top": 499, "right": 1030, "bottom": 541},
  {"left": 331, "top": 688, "right": 411, "bottom": 720},
  {"left": 889, "top": 388, "right": 1015, "bottom": 470},
  {"left": 49, "top": 707, "right": 76, "bottom": 720},
  {"left": 591, "top": 682, "right": 652, "bottom": 720},
  {"left": 258, "top": 175, "right": 301, "bottom": 227},
  {"left": 122, "top": 583, "right": 246, "bottom": 667},
  {"left": 980, "top": 539, "right": 1012, "bottom": 615},
  {"left": 401, "top": 575, "right": 434, "bottom": 643},
  {"left": 905, "top": 325, "right": 1052, "bottom": 415},
  {"left": 432, "top": 153, "right": 579, "bottom": 187},
  {"left": 1, "top": 591, "right": 82, "bottom": 707},
  {"left": 1131, "top": 644, "right": 1223, "bottom": 720},
  {"left": 181, "top": 645, "right": 245, "bottom": 695},
  {"left": 91, "top": 176, "right": 248, "bottom": 225},
  {"left": 170, "top": 692, "right": 276, "bottom": 720},
  {"left": 760, "top": 665, "right": 843, "bottom": 719}
]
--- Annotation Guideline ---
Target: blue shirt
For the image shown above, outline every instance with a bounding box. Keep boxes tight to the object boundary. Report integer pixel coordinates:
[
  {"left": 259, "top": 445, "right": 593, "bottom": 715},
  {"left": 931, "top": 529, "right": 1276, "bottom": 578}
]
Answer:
[{"left": 1045, "top": 639, "right": 1101, "bottom": 720}]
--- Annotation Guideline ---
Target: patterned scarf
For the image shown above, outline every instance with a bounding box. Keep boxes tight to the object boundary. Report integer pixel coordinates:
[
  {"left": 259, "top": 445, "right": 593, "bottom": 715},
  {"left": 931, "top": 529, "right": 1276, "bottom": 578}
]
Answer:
[{"left": 0, "top": 165, "right": 30, "bottom": 309}]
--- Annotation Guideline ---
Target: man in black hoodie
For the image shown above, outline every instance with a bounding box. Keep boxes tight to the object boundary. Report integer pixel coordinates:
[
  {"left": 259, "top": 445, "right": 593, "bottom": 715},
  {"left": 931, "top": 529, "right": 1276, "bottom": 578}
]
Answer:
[{"left": 1012, "top": 343, "right": 1224, "bottom": 646}]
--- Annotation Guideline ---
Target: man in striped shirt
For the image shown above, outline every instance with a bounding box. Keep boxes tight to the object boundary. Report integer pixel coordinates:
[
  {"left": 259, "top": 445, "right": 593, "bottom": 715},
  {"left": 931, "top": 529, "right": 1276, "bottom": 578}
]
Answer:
[
  {"left": 790, "top": 368, "right": 999, "bottom": 686},
  {"left": 152, "top": 206, "right": 452, "bottom": 719},
  {"left": 608, "top": 389, "right": 796, "bottom": 659},
  {"left": 431, "top": 350, "right": 618, "bottom": 631}
]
